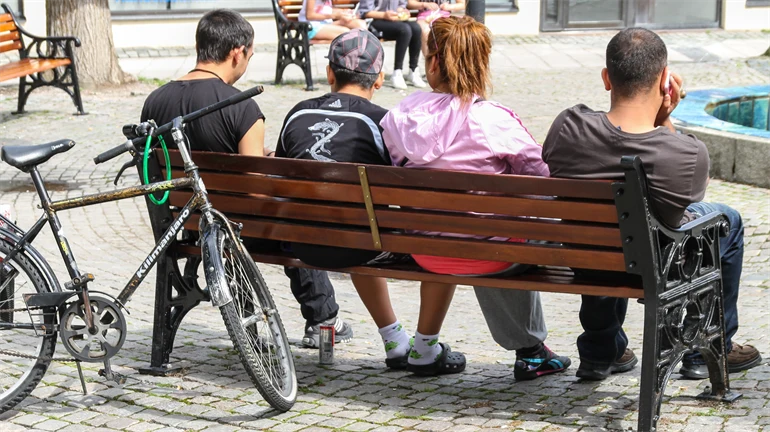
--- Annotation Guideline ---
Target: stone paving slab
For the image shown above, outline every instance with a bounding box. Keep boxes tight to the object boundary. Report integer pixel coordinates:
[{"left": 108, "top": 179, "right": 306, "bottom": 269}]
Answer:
[{"left": 0, "top": 39, "right": 768, "bottom": 432}]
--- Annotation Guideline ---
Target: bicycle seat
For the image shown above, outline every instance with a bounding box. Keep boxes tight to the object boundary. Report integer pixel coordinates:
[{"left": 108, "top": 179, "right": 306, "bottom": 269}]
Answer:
[{"left": 1, "top": 139, "right": 75, "bottom": 172}]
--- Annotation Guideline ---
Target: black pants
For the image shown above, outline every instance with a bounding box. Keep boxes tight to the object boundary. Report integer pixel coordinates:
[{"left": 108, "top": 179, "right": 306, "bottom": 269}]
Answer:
[
  {"left": 283, "top": 266, "right": 339, "bottom": 326},
  {"left": 241, "top": 237, "right": 339, "bottom": 326},
  {"left": 369, "top": 20, "right": 421, "bottom": 71}
]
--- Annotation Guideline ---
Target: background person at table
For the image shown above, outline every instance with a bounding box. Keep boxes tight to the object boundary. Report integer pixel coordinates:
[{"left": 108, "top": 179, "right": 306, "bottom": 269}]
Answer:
[
  {"left": 358, "top": 0, "right": 425, "bottom": 90},
  {"left": 299, "top": 0, "right": 367, "bottom": 42},
  {"left": 542, "top": 27, "right": 762, "bottom": 381},
  {"left": 276, "top": 29, "right": 420, "bottom": 372},
  {"left": 406, "top": 0, "right": 464, "bottom": 56},
  {"left": 380, "top": 16, "right": 572, "bottom": 381},
  {"left": 141, "top": 8, "right": 353, "bottom": 349}
]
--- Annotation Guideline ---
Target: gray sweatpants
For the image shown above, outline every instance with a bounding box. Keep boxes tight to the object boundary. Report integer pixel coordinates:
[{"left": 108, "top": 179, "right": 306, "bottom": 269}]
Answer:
[{"left": 473, "top": 287, "right": 548, "bottom": 351}]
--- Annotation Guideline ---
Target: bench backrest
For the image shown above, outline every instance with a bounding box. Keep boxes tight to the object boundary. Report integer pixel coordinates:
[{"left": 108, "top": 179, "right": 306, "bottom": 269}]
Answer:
[
  {"left": 0, "top": 9, "right": 22, "bottom": 56},
  {"left": 159, "top": 150, "right": 632, "bottom": 273}
]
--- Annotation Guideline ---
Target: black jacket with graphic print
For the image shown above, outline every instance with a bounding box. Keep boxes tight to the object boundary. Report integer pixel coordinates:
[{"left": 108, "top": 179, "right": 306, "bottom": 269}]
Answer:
[
  {"left": 275, "top": 92, "right": 392, "bottom": 269},
  {"left": 275, "top": 92, "right": 390, "bottom": 165}
]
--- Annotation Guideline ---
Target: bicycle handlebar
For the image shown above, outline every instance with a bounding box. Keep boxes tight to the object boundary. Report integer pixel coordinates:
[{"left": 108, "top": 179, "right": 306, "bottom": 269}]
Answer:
[{"left": 93, "top": 85, "right": 265, "bottom": 164}]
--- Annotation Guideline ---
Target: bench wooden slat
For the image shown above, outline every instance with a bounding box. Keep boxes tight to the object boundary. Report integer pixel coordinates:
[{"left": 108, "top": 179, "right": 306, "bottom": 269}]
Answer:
[
  {"left": 0, "top": 30, "right": 19, "bottom": 43},
  {"left": 0, "top": 58, "right": 72, "bottom": 81},
  {"left": 180, "top": 170, "right": 618, "bottom": 223},
  {"left": 369, "top": 187, "right": 619, "bottom": 223},
  {"left": 0, "top": 22, "right": 16, "bottom": 33},
  {"left": 0, "top": 39, "right": 21, "bottom": 54},
  {"left": 163, "top": 151, "right": 616, "bottom": 200},
  {"left": 365, "top": 165, "right": 615, "bottom": 200},
  {"left": 278, "top": 0, "right": 303, "bottom": 5},
  {"left": 180, "top": 213, "right": 627, "bottom": 272},
  {"left": 0, "top": 13, "right": 13, "bottom": 23},
  {"left": 171, "top": 191, "right": 623, "bottom": 247},
  {"left": 174, "top": 244, "right": 642, "bottom": 298}
]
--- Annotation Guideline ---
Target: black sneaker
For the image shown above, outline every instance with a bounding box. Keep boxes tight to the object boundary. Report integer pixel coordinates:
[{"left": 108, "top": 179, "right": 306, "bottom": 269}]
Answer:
[
  {"left": 513, "top": 345, "right": 572, "bottom": 381},
  {"left": 576, "top": 348, "right": 638, "bottom": 381},
  {"left": 301, "top": 316, "right": 353, "bottom": 348}
]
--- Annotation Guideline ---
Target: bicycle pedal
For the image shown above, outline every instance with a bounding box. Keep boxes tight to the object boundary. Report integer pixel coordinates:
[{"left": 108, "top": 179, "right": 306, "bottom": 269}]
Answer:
[{"left": 64, "top": 273, "right": 95, "bottom": 290}]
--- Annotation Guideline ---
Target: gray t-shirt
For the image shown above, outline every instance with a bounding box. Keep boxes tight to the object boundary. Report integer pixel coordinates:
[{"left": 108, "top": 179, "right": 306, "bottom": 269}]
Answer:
[{"left": 542, "top": 104, "right": 710, "bottom": 228}]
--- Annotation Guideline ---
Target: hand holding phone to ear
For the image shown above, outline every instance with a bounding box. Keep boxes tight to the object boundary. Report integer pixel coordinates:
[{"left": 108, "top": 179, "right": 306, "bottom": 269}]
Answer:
[{"left": 656, "top": 71, "right": 684, "bottom": 129}]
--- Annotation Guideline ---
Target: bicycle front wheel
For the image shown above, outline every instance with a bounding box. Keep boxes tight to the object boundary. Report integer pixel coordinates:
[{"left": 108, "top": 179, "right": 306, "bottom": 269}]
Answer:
[
  {"left": 206, "top": 226, "right": 296, "bottom": 412},
  {"left": 0, "top": 238, "right": 57, "bottom": 413}
]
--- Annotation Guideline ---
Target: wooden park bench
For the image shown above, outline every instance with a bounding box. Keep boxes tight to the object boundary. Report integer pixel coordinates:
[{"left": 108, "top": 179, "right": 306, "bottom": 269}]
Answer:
[
  {"left": 0, "top": 4, "right": 85, "bottom": 114},
  {"left": 139, "top": 149, "right": 740, "bottom": 432},
  {"left": 271, "top": 0, "right": 417, "bottom": 90}
]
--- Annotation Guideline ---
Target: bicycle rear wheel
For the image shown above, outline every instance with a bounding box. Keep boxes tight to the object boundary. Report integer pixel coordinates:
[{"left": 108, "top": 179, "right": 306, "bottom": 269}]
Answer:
[
  {"left": 0, "top": 238, "right": 57, "bottom": 413},
  {"left": 207, "top": 225, "right": 296, "bottom": 412}
]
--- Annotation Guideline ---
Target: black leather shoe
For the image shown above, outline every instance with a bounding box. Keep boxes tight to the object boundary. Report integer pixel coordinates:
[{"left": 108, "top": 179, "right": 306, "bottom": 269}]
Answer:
[{"left": 576, "top": 348, "right": 638, "bottom": 381}]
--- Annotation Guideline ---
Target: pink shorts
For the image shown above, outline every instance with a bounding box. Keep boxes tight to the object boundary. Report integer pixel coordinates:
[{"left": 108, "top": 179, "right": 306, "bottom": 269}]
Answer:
[{"left": 412, "top": 237, "right": 526, "bottom": 275}]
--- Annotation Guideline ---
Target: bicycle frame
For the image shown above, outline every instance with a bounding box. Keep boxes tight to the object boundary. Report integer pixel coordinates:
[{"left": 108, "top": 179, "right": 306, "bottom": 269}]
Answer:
[{"left": 1, "top": 126, "right": 217, "bottom": 317}]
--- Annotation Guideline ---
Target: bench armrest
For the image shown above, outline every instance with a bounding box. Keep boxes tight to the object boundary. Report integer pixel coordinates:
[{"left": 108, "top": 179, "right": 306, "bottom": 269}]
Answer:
[{"left": 675, "top": 211, "right": 728, "bottom": 236}]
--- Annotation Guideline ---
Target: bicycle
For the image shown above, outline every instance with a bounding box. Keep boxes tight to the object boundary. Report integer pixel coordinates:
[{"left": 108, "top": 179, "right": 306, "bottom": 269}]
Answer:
[{"left": 0, "top": 85, "right": 297, "bottom": 413}]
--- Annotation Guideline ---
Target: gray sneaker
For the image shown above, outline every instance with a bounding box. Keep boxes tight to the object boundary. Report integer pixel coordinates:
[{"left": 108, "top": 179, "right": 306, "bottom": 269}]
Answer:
[{"left": 301, "top": 316, "right": 353, "bottom": 348}]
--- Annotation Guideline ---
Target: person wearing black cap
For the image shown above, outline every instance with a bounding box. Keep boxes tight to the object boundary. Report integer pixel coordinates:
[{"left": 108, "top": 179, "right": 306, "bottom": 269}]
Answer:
[{"left": 276, "top": 30, "right": 456, "bottom": 374}]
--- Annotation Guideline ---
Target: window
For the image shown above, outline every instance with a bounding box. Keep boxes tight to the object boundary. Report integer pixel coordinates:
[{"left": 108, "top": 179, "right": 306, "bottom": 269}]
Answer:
[
  {"left": 746, "top": 0, "right": 770, "bottom": 6},
  {"left": 485, "top": 0, "right": 519, "bottom": 12},
  {"left": 109, "top": 0, "right": 271, "bottom": 14}
]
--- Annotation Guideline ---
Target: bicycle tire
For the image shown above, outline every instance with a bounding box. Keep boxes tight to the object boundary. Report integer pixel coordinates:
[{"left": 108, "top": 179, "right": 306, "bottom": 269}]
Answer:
[
  {"left": 0, "top": 238, "right": 57, "bottom": 413},
  {"left": 208, "top": 226, "right": 297, "bottom": 412}
]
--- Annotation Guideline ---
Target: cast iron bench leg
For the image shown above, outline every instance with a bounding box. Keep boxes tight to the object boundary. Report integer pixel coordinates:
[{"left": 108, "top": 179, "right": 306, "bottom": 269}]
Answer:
[{"left": 139, "top": 250, "right": 207, "bottom": 376}]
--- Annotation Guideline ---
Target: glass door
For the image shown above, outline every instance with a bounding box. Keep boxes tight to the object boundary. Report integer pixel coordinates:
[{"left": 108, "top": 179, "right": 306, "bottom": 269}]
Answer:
[{"left": 542, "top": 0, "right": 629, "bottom": 31}]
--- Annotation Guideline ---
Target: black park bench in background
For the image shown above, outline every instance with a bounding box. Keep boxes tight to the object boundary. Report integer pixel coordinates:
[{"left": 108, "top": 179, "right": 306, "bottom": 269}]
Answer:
[
  {"left": 271, "top": 0, "right": 417, "bottom": 91},
  {"left": 0, "top": 3, "right": 85, "bottom": 115},
  {"left": 139, "top": 149, "right": 740, "bottom": 432}
]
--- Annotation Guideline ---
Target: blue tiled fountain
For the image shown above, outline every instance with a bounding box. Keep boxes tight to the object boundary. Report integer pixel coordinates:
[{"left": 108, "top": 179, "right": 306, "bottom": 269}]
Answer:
[{"left": 672, "top": 85, "right": 770, "bottom": 188}]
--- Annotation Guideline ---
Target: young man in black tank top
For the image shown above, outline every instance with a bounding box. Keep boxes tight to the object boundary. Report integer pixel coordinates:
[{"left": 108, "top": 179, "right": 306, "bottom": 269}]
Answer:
[{"left": 141, "top": 9, "right": 353, "bottom": 348}]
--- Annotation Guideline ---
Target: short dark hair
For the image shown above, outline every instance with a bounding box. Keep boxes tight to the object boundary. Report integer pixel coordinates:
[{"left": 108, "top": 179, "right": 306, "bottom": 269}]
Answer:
[
  {"left": 196, "top": 9, "right": 254, "bottom": 64},
  {"left": 330, "top": 63, "right": 378, "bottom": 90},
  {"left": 606, "top": 28, "right": 667, "bottom": 98}
]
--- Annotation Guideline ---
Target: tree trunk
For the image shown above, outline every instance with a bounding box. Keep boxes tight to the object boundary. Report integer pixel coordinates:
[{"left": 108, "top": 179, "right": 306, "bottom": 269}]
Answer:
[{"left": 46, "top": 0, "right": 134, "bottom": 86}]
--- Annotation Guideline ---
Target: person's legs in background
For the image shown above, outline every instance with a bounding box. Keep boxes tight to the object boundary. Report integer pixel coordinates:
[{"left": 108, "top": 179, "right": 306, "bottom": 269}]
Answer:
[
  {"left": 679, "top": 202, "right": 762, "bottom": 379},
  {"left": 369, "top": 20, "right": 424, "bottom": 89},
  {"left": 473, "top": 287, "right": 571, "bottom": 381},
  {"left": 404, "top": 21, "right": 425, "bottom": 88}
]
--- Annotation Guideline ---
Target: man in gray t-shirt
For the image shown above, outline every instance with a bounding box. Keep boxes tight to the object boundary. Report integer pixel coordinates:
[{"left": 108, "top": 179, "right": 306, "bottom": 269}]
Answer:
[{"left": 542, "top": 28, "right": 761, "bottom": 381}]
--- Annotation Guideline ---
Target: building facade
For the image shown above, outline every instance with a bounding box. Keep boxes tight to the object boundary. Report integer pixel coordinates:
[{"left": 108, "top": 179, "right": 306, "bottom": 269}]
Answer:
[{"left": 10, "top": 0, "right": 770, "bottom": 48}]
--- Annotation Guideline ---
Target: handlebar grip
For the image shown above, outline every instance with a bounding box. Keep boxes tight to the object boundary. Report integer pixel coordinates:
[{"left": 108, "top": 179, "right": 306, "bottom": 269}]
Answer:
[
  {"left": 224, "top": 85, "right": 264, "bottom": 107},
  {"left": 93, "top": 140, "right": 133, "bottom": 164}
]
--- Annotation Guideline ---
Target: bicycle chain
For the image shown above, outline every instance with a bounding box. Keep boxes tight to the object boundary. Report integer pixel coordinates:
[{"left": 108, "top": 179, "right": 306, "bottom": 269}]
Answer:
[
  {"left": 0, "top": 348, "right": 76, "bottom": 362},
  {"left": 0, "top": 305, "right": 45, "bottom": 313},
  {"left": 0, "top": 307, "right": 75, "bottom": 362}
]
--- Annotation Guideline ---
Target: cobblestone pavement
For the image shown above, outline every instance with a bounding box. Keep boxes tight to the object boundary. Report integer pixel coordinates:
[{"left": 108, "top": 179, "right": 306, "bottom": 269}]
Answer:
[{"left": 0, "top": 39, "right": 768, "bottom": 432}]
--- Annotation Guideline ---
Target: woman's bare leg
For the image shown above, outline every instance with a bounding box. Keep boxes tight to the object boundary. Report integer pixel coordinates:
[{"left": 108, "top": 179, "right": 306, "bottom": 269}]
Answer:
[
  {"left": 416, "top": 282, "right": 456, "bottom": 335},
  {"left": 312, "top": 24, "right": 351, "bottom": 43},
  {"left": 349, "top": 274, "right": 396, "bottom": 327}
]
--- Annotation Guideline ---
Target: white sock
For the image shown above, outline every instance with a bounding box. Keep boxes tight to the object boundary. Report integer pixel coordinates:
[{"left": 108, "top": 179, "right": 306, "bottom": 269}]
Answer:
[
  {"left": 378, "top": 321, "right": 410, "bottom": 359},
  {"left": 409, "top": 331, "right": 442, "bottom": 365}
]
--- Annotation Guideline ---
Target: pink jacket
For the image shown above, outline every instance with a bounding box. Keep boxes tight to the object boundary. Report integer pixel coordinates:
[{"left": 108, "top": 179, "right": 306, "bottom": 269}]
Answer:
[{"left": 380, "top": 91, "right": 549, "bottom": 177}]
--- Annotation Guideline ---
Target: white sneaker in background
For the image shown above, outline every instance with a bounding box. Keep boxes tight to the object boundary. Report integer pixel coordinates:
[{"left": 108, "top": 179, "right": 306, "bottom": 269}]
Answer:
[
  {"left": 391, "top": 69, "right": 407, "bottom": 90},
  {"left": 407, "top": 67, "right": 426, "bottom": 88}
]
